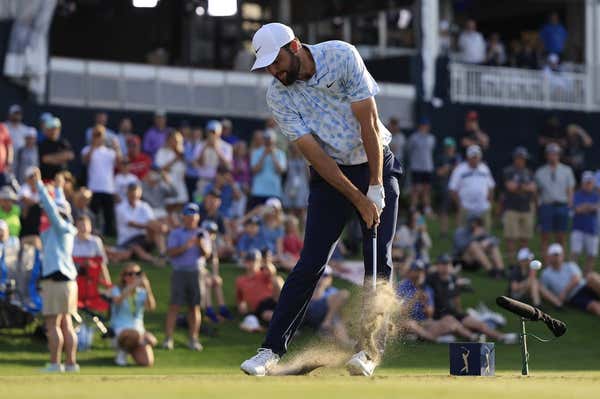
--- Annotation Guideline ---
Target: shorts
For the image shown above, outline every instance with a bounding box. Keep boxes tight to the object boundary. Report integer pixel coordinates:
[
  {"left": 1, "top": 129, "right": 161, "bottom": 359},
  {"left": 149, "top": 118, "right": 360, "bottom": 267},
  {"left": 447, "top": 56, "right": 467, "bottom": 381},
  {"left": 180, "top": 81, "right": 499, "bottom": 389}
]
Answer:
[
  {"left": 254, "top": 297, "right": 277, "bottom": 322},
  {"left": 169, "top": 270, "right": 202, "bottom": 306},
  {"left": 538, "top": 204, "right": 569, "bottom": 233},
  {"left": 570, "top": 230, "right": 599, "bottom": 256},
  {"left": 411, "top": 171, "right": 433, "bottom": 185},
  {"left": 303, "top": 297, "right": 329, "bottom": 328},
  {"left": 118, "top": 234, "right": 153, "bottom": 251},
  {"left": 503, "top": 210, "right": 535, "bottom": 239},
  {"left": 40, "top": 280, "right": 78, "bottom": 316},
  {"left": 568, "top": 285, "right": 599, "bottom": 311}
]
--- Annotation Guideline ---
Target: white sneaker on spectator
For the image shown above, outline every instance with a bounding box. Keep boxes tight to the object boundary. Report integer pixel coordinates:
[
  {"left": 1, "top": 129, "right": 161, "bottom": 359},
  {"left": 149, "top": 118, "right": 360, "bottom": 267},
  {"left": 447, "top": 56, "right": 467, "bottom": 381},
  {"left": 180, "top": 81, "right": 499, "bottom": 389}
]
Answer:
[
  {"left": 162, "top": 338, "right": 174, "bottom": 350},
  {"left": 240, "top": 348, "right": 279, "bottom": 376},
  {"left": 501, "top": 333, "right": 518, "bottom": 344},
  {"left": 41, "top": 363, "right": 64, "bottom": 373},
  {"left": 115, "top": 350, "right": 128, "bottom": 366},
  {"left": 188, "top": 339, "right": 203, "bottom": 351},
  {"left": 346, "top": 351, "right": 376, "bottom": 376},
  {"left": 435, "top": 335, "right": 456, "bottom": 343},
  {"left": 64, "top": 363, "right": 80, "bottom": 373}
]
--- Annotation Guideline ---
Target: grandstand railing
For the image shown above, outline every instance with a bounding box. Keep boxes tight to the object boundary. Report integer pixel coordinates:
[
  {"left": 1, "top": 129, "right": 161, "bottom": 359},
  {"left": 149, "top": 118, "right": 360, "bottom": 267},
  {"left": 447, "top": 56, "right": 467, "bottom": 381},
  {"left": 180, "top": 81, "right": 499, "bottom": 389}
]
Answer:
[
  {"left": 450, "top": 62, "right": 592, "bottom": 111},
  {"left": 48, "top": 57, "right": 415, "bottom": 123}
]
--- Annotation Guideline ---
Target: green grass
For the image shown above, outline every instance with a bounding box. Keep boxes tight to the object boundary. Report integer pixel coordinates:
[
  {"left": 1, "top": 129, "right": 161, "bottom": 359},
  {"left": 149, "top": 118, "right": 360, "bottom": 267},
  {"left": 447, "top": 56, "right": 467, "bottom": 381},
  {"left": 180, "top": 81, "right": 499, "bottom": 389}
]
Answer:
[{"left": 1, "top": 220, "right": 600, "bottom": 397}]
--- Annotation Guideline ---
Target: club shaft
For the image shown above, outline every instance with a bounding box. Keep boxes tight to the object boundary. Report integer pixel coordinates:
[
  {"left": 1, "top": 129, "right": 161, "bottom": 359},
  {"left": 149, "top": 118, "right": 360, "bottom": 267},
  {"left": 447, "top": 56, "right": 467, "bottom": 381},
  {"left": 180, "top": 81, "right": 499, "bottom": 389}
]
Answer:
[{"left": 372, "top": 230, "right": 377, "bottom": 291}]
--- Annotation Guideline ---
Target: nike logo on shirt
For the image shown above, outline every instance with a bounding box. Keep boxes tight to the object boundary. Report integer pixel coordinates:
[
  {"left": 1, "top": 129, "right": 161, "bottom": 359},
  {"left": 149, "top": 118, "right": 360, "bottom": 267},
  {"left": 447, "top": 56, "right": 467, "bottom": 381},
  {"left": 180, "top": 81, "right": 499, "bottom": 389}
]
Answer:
[{"left": 326, "top": 81, "right": 336, "bottom": 88}]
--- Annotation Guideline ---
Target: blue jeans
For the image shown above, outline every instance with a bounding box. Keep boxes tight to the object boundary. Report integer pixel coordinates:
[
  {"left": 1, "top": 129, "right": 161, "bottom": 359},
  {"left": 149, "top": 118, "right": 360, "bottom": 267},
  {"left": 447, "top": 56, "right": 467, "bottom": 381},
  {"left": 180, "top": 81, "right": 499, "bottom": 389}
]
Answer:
[{"left": 262, "top": 148, "right": 402, "bottom": 356}]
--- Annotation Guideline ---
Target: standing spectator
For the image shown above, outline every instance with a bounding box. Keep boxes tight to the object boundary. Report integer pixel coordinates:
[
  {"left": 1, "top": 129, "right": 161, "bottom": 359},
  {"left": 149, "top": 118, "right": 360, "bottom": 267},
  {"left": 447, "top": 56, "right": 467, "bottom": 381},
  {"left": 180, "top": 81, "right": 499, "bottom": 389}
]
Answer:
[
  {"left": 4, "top": 104, "right": 32, "bottom": 152},
  {"left": 502, "top": 147, "right": 536, "bottom": 258},
  {"left": 14, "top": 127, "right": 38, "bottom": 184},
  {"left": 72, "top": 215, "right": 111, "bottom": 285},
  {"left": 115, "top": 117, "right": 134, "bottom": 155},
  {"left": 458, "top": 19, "right": 486, "bottom": 64},
  {"left": 38, "top": 117, "right": 74, "bottom": 181},
  {"left": 202, "top": 222, "right": 233, "bottom": 323},
  {"left": 114, "top": 160, "right": 140, "bottom": 203},
  {"left": 407, "top": 118, "right": 436, "bottom": 214},
  {"left": 18, "top": 167, "right": 41, "bottom": 247},
  {"left": 485, "top": 33, "right": 506, "bottom": 66},
  {"left": 221, "top": 119, "right": 239, "bottom": 145},
  {"left": 81, "top": 125, "right": 121, "bottom": 236},
  {"left": 0, "top": 186, "right": 20, "bottom": 237},
  {"left": 0, "top": 119, "right": 13, "bottom": 182},
  {"left": 388, "top": 117, "right": 406, "bottom": 165},
  {"left": 282, "top": 143, "right": 309, "bottom": 222},
  {"left": 163, "top": 203, "right": 211, "bottom": 351},
  {"left": 143, "top": 110, "right": 171, "bottom": 158},
  {"left": 84, "top": 112, "right": 117, "bottom": 145},
  {"left": 232, "top": 141, "right": 251, "bottom": 216},
  {"left": 126, "top": 135, "right": 152, "bottom": 180},
  {"left": 540, "top": 12, "right": 567, "bottom": 57},
  {"left": 237, "top": 216, "right": 267, "bottom": 260},
  {"left": 194, "top": 120, "right": 233, "bottom": 199},
  {"left": 154, "top": 131, "right": 188, "bottom": 212},
  {"left": 448, "top": 145, "right": 495, "bottom": 228},
  {"left": 249, "top": 130, "right": 287, "bottom": 210},
  {"left": 184, "top": 126, "right": 203, "bottom": 202},
  {"left": 514, "top": 38, "right": 540, "bottom": 69},
  {"left": 460, "top": 111, "right": 489, "bottom": 151},
  {"left": 508, "top": 248, "right": 545, "bottom": 307},
  {"left": 249, "top": 129, "right": 265, "bottom": 152},
  {"left": 571, "top": 171, "right": 600, "bottom": 275},
  {"left": 436, "top": 137, "right": 462, "bottom": 237},
  {"left": 32, "top": 168, "right": 80, "bottom": 372},
  {"left": 535, "top": 143, "right": 575, "bottom": 252},
  {"left": 563, "top": 124, "right": 593, "bottom": 179}
]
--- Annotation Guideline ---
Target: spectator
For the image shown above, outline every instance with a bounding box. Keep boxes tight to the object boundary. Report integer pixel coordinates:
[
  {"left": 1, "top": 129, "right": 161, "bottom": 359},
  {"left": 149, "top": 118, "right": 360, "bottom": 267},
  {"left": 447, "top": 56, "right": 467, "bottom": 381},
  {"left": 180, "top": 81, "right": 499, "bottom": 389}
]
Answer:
[
  {"left": 184, "top": 126, "right": 203, "bottom": 202},
  {"left": 508, "top": 248, "right": 545, "bottom": 307},
  {"left": 14, "top": 127, "right": 38, "bottom": 184},
  {"left": 163, "top": 203, "right": 211, "bottom": 351},
  {"left": 199, "top": 189, "right": 234, "bottom": 258},
  {"left": 514, "top": 38, "right": 540, "bottom": 69},
  {"left": 72, "top": 215, "right": 111, "bottom": 285},
  {"left": 201, "top": 221, "right": 233, "bottom": 323},
  {"left": 84, "top": 112, "right": 117, "bottom": 145},
  {"left": 221, "top": 119, "right": 239, "bottom": 145},
  {"left": 303, "top": 266, "right": 352, "bottom": 346},
  {"left": 388, "top": 117, "right": 406, "bottom": 164},
  {"left": 81, "top": 124, "right": 121, "bottom": 236},
  {"left": 454, "top": 216, "right": 504, "bottom": 277},
  {"left": 393, "top": 211, "right": 432, "bottom": 266},
  {"left": 538, "top": 115, "right": 565, "bottom": 152},
  {"left": 540, "top": 12, "right": 567, "bottom": 57},
  {"left": 33, "top": 168, "right": 80, "bottom": 372},
  {"left": 281, "top": 215, "right": 303, "bottom": 271},
  {"left": 0, "top": 118, "right": 13, "bottom": 182},
  {"left": 540, "top": 244, "right": 600, "bottom": 316},
  {"left": 36, "top": 112, "right": 53, "bottom": 143},
  {"left": 448, "top": 145, "right": 495, "bottom": 227},
  {"left": 571, "top": 171, "right": 600, "bottom": 275},
  {"left": 265, "top": 117, "right": 287, "bottom": 152},
  {"left": 4, "top": 104, "right": 32, "bottom": 152},
  {"left": 194, "top": 120, "right": 233, "bottom": 199},
  {"left": 249, "top": 129, "right": 265, "bottom": 152},
  {"left": 236, "top": 249, "right": 284, "bottom": 326},
  {"left": 0, "top": 219, "right": 19, "bottom": 256},
  {"left": 38, "top": 117, "right": 74, "bottom": 181},
  {"left": 140, "top": 170, "right": 176, "bottom": 224},
  {"left": 485, "top": 33, "right": 506, "bottom": 66},
  {"left": 115, "top": 117, "right": 134, "bottom": 155},
  {"left": 502, "top": 147, "right": 536, "bottom": 258},
  {"left": 114, "top": 160, "right": 140, "bottom": 204},
  {"left": 427, "top": 256, "right": 517, "bottom": 343},
  {"left": 260, "top": 199, "right": 285, "bottom": 262},
  {"left": 232, "top": 141, "right": 251, "bottom": 217},
  {"left": 109, "top": 263, "right": 157, "bottom": 366},
  {"left": 563, "top": 124, "right": 593, "bottom": 179},
  {"left": 282, "top": 143, "right": 309, "bottom": 222},
  {"left": 143, "top": 110, "right": 171, "bottom": 158},
  {"left": 461, "top": 111, "right": 489, "bottom": 151},
  {"left": 0, "top": 186, "right": 20, "bottom": 237},
  {"left": 154, "top": 130, "right": 188, "bottom": 211},
  {"left": 535, "top": 143, "right": 575, "bottom": 251},
  {"left": 458, "top": 19, "right": 486, "bottom": 64},
  {"left": 71, "top": 187, "right": 96, "bottom": 229},
  {"left": 17, "top": 167, "right": 41, "bottom": 247},
  {"left": 436, "top": 137, "right": 462, "bottom": 237},
  {"left": 204, "top": 165, "right": 242, "bottom": 221},
  {"left": 126, "top": 135, "right": 152, "bottom": 180},
  {"left": 249, "top": 130, "right": 287, "bottom": 210},
  {"left": 236, "top": 216, "right": 266, "bottom": 260},
  {"left": 407, "top": 118, "right": 436, "bottom": 214}
]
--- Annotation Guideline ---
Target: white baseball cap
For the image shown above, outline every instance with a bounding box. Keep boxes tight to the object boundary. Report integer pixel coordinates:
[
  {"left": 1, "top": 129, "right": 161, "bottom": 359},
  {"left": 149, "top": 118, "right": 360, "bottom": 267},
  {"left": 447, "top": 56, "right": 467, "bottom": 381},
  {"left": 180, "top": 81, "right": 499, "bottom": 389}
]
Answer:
[
  {"left": 251, "top": 23, "right": 295, "bottom": 71},
  {"left": 547, "top": 243, "right": 563, "bottom": 256},
  {"left": 517, "top": 248, "right": 534, "bottom": 262},
  {"left": 466, "top": 145, "right": 482, "bottom": 158}
]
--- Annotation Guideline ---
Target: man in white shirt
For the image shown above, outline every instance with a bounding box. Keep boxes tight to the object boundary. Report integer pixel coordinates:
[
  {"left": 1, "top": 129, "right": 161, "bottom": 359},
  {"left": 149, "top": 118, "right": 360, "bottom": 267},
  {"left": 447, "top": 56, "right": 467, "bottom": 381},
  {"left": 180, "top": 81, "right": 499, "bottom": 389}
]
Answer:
[
  {"left": 81, "top": 124, "right": 121, "bottom": 236},
  {"left": 458, "top": 19, "right": 486, "bottom": 64},
  {"left": 448, "top": 145, "right": 495, "bottom": 229},
  {"left": 193, "top": 120, "right": 233, "bottom": 197},
  {"left": 4, "top": 104, "right": 33, "bottom": 152},
  {"left": 84, "top": 112, "right": 118, "bottom": 145}
]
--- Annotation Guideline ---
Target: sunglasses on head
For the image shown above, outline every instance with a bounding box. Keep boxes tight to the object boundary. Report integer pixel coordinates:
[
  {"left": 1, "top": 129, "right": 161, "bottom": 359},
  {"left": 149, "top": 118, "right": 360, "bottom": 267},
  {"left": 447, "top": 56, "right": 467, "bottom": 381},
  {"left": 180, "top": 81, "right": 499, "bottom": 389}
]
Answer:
[{"left": 124, "top": 271, "right": 142, "bottom": 277}]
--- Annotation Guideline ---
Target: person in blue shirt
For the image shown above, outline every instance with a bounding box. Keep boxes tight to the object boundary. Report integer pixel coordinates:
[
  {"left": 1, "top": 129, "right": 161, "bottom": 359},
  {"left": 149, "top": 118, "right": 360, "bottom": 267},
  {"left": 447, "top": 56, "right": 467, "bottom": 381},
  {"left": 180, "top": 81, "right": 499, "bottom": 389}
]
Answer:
[
  {"left": 540, "top": 12, "right": 567, "bottom": 56},
  {"left": 236, "top": 216, "right": 267, "bottom": 260},
  {"left": 109, "top": 263, "right": 157, "bottom": 367},
  {"left": 248, "top": 130, "right": 287, "bottom": 210},
  {"left": 571, "top": 171, "right": 600, "bottom": 274},
  {"left": 204, "top": 165, "right": 242, "bottom": 220}
]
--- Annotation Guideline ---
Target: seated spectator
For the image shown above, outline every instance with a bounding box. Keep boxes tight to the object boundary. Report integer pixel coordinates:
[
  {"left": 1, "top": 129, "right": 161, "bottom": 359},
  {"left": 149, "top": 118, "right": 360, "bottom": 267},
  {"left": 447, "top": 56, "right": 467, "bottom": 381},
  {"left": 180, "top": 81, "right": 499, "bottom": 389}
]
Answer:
[
  {"left": 72, "top": 215, "right": 111, "bottom": 286},
  {"left": 303, "top": 266, "right": 352, "bottom": 347},
  {"left": 15, "top": 127, "right": 38, "bottom": 184},
  {"left": 163, "top": 203, "right": 211, "bottom": 351},
  {"left": 154, "top": 130, "right": 188, "bottom": 212},
  {"left": 571, "top": 171, "right": 600, "bottom": 275},
  {"left": 507, "top": 248, "right": 546, "bottom": 307},
  {"left": 236, "top": 249, "right": 284, "bottom": 327},
  {"left": 201, "top": 220, "right": 233, "bottom": 323},
  {"left": 458, "top": 19, "right": 486, "bottom": 64},
  {"left": 427, "top": 256, "right": 517, "bottom": 343},
  {"left": 183, "top": 126, "right": 203, "bottom": 202},
  {"left": 260, "top": 199, "right": 285, "bottom": 260},
  {"left": 454, "top": 216, "right": 504, "bottom": 277},
  {"left": 232, "top": 140, "right": 251, "bottom": 202},
  {"left": 17, "top": 167, "right": 41, "bottom": 247},
  {"left": 141, "top": 170, "right": 177, "bottom": 224},
  {"left": 38, "top": 117, "right": 74, "bottom": 181},
  {"left": 484, "top": 33, "right": 506, "bottom": 66},
  {"left": 143, "top": 110, "right": 171, "bottom": 158},
  {"left": 282, "top": 143, "right": 309, "bottom": 222},
  {"left": 460, "top": 111, "right": 489, "bottom": 151},
  {"left": 407, "top": 118, "right": 436, "bottom": 215},
  {"left": 204, "top": 165, "right": 242, "bottom": 221},
  {"left": 563, "top": 124, "right": 593, "bottom": 179},
  {"left": 193, "top": 120, "right": 233, "bottom": 200},
  {"left": 449, "top": 145, "right": 495, "bottom": 228},
  {"left": 540, "top": 12, "right": 567, "bottom": 57},
  {"left": 71, "top": 187, "right": 96, "bottom": 230},
  {"left": 436, "top": 137, "right": 462, "bottom": 237},
  {"left": 281, "top": 215, "right": 303, "bottom": 271},
  {"left": 236, "top": 216, "right": 266, "bottom": 261},
  {"left": 393, "top": 211, "right": 432, "bottom": 268},
  {"left": 0, "top": 186, "right": 20, "bottom": 237},
  {"left": 540, "top": 244, "right": 600, "bottom": 316},
  {"left": 109, "top": 263, "right": 157, "bottom": 366},
  {"left": 200, "top": 189, "right": 234, "bottom": 259},
  {"left": 114, "top": 160, "right": 140, "bottom": 203},
  {"left": 249, "top": 130, "right": 286, "bottom": 210},
  {"left": 126, "top": 135, "right": 152, "bottom": 180}
]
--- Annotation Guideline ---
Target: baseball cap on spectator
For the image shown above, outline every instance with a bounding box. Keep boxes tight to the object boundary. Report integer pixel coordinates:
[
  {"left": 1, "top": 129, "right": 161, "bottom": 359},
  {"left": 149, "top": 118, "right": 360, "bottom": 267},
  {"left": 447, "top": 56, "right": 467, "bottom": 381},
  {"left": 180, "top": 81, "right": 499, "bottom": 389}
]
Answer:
[
  {"left": 8, "top": 104, "right": 22, "bottom": 115},
  {"left": 244, "top": 249, "right": 262, "bottom": 261},
  {"left": 409, "top": 259, "right": 426, "bottom": 271},
  {"left": 221, "top": 119, "right": 232, "bottom": 129},
  {"left": 265, "top": 197, "right": 282, "bottom": 211},
  {"left": 443, "top": 137, "right": 456, "bottom": 148},
  {"left": 582, "top": 170, "right": 595, "bottom": 184},
  {"left": 0, "top": 187, "right": 17, "bottom": 201},
  {"left": 40, "top": 112, "right": 53, "bottom": 124},
  {"left": 418, "top": 117, "right": 430, "bottom": 125},
  {"left": 436, "top": 253, "right": 452, "bottom": 264},
  {"left": 545, "top": 143, "right": 561, "bottom": 154},
  {"left": 466, "top": 145, "right": 482, "bottom": 158},
  {"left": 513, "top": 146, "right": 529, "bottom": 159},
  {"left": 182, "top": 203, "right": 200, "bottom": 215},
  {"left": 154, "top": 109, "right": 166, "bottom": 118},
  {"left": 517, "top": 248, "right": 534, "bottom": 262},
  {"left": 206, "top": 120, "right": 222, "bottom": 133},
  {"left": 0, "top": 219, "right": 8, "bottom": 232},
  {"left": 547, "top": 243, "right": 563, "bottom": 256},
  {"left": 263, "top": 129, "right": 276, "bottom": 141},
  {"left": 251, "top": 23, "right": 295, "bottom": 71},
  {"left": 45, "top": 117, "right": 61, "bottom": 129},
  {"left": 465, "top": 111, "right": 478, "bottom": 121},
  {"left": 24, "top": 127, "right": 37, "bottom": 138}
]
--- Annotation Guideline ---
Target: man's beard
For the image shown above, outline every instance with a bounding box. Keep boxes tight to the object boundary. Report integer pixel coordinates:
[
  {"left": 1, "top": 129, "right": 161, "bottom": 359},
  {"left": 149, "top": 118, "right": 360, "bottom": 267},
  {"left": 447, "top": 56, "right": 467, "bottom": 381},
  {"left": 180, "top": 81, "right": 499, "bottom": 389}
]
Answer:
[{"left": 280, "top": 51, "right": 301, "bottom": 86}]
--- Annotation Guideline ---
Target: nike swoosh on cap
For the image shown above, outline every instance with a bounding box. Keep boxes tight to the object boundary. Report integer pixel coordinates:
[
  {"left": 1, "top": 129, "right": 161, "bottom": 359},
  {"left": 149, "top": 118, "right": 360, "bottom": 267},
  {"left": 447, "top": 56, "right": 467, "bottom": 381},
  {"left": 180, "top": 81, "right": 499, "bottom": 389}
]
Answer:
[{"left": 255, "top": 46, "right": 262, "bottom": 54}]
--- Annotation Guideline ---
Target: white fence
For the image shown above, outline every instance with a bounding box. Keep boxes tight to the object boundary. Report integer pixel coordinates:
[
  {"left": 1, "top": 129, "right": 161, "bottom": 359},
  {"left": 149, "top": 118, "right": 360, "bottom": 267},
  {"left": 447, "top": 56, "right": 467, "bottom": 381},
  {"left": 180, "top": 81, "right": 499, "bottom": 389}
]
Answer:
[
  {"left": 450, "top": 62, "right": 592, "bottom": 111},
  {"left": 48, "top": 57, "right": 415, "bottom": 124}
]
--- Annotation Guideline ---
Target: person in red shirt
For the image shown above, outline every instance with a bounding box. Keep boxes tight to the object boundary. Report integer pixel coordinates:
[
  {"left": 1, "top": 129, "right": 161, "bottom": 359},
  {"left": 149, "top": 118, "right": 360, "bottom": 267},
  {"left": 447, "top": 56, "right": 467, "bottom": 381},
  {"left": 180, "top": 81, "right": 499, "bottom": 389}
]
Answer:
[
  {"left": 236, "top": 249, "right": 283, "bottom": 325},
  {"left": 280, "top": 215, "right": 303, "bottom": 271},
  {"left": 0, "top": 122, "right": 14, "bottom": 175},
  {"left": 126, "top": 135, "right": 152, "bottom": 179}
]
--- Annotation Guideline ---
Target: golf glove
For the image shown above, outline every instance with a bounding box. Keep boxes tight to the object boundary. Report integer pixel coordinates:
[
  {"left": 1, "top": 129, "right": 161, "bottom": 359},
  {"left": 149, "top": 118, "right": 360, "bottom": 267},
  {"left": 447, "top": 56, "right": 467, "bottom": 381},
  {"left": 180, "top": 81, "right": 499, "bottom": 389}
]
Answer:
[{"left": 367, "top": 184, "right": 385, "bottom": 214}]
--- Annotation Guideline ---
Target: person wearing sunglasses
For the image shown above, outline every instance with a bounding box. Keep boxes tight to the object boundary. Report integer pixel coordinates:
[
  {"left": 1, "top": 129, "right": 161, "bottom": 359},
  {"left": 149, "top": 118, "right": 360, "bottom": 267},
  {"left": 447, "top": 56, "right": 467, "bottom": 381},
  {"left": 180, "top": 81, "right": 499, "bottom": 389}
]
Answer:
[{"left": 109, "top": 263, "right": 157, "bottom": 366}]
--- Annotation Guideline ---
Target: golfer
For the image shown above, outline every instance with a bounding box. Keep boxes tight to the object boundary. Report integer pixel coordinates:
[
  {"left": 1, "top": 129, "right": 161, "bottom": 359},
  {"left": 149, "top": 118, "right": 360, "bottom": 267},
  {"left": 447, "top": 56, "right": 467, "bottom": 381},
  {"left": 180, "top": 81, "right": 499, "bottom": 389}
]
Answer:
[{"left": 241, "top": 23, "right": 402, "bottom": 377}]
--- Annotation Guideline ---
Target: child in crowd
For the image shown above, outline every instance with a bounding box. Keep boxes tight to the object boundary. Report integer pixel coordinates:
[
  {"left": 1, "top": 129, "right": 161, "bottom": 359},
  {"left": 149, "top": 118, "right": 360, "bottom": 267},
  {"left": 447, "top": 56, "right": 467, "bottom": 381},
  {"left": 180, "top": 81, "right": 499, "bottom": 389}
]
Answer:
[
  {"left": 281, "top": 215, "right": 303, "bottom": 271},
  {"left": 202, "top": 220, "right": 234, "bottom": 323},
  {"left": 571, "top": 171, "right": 600, "bottom": 275}
]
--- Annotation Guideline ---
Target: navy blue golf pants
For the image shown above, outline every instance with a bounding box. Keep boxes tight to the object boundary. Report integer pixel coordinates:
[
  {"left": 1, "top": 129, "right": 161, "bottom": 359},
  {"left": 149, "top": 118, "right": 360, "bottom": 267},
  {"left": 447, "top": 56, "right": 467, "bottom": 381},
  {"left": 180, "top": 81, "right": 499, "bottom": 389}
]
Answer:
[{"left": 262, "top": 148, "right": 402, "bottom": 356}]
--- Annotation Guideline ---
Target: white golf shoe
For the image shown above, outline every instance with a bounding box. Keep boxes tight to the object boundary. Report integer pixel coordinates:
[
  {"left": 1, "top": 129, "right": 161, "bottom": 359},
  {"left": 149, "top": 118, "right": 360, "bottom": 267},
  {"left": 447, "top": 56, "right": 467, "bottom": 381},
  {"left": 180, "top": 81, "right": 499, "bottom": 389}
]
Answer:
[
  {"left": 115, "top": 350, "right": 128, "bottom": 366},
  {"left": 346, "top": 350, "right": 376, "bottom": 376},
  {"left": 240, "top": 348, "right": 280, "bottom": 376}
]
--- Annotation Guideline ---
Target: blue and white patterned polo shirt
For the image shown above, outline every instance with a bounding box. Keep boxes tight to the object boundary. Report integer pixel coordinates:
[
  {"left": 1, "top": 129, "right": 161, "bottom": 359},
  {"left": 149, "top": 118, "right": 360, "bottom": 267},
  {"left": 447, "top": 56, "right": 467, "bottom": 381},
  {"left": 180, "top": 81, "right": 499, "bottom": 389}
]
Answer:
[{"left": 266, "top": 40, "right": 392, "bottom": 165}]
